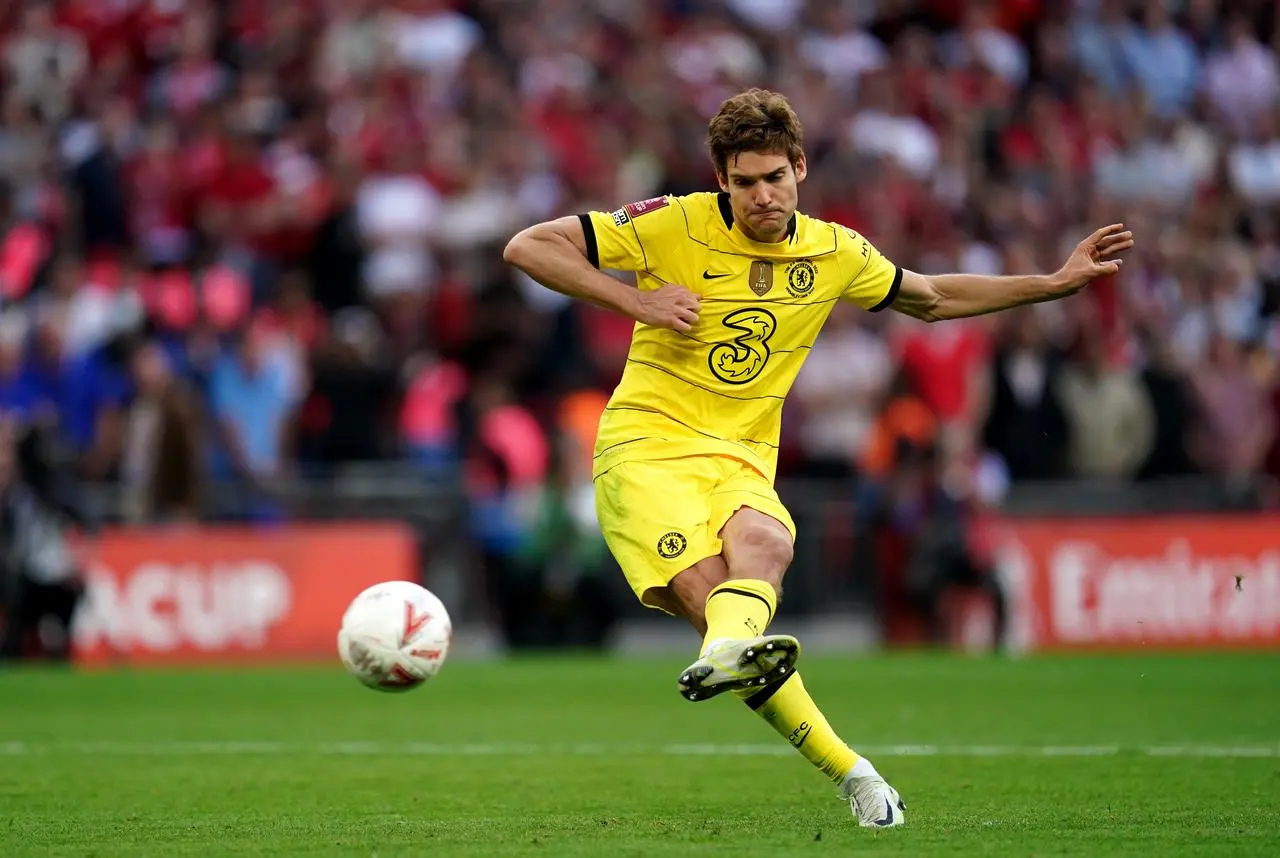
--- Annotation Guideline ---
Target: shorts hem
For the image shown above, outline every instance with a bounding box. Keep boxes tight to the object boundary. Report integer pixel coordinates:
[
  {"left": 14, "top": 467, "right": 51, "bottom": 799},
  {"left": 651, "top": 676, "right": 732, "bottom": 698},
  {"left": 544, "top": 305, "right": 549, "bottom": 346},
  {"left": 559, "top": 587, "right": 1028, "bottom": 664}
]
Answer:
[{"left": 629, "top": 544, "right": 723, "bottom": 611}]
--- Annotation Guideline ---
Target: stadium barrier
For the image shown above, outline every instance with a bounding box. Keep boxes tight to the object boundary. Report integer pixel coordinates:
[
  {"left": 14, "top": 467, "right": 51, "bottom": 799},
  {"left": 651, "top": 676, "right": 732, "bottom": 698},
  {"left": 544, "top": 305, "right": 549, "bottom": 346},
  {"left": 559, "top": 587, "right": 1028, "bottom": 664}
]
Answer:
[
  {"left": 71, "top": 523, "right": 418, "bottom": 665},
  {"left": 58, "top": 475, "right": 1279, "bottom": 662},
  {"left": 991, "top": 515, "right": 1280, "bottom": 651}
]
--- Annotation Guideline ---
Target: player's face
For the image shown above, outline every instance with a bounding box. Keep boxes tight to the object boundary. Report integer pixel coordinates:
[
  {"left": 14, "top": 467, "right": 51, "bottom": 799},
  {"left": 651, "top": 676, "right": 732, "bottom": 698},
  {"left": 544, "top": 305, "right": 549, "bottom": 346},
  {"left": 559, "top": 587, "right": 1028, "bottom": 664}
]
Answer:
[{"left": 718, "top": 151, "right": 807, "bottom": 243}]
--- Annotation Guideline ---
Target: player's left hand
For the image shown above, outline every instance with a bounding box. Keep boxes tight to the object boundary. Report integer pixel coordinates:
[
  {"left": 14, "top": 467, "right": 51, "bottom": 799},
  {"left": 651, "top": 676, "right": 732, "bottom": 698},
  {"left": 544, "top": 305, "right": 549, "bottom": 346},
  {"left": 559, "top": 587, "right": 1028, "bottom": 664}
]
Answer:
[{"left": 1055, "top": 224, "right": 1134, "bottom": 294}]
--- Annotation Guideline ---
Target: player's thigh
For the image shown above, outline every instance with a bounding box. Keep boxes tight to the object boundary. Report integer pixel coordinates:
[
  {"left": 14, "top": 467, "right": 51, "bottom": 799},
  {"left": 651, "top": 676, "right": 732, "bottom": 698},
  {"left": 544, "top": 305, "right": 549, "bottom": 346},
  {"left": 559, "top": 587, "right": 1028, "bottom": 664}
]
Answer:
[
  {"left": 709, "top": 463, "right": 797, "bottom": 587},
  {"left": 593, "top": 458, "right": 722, "bottom": 611}
]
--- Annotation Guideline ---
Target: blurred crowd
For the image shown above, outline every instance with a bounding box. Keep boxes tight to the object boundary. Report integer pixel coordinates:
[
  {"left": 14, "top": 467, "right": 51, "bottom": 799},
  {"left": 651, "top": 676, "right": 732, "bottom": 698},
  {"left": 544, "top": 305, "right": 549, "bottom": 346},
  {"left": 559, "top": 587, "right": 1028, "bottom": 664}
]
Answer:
[{"left": 0, "top": 0, "right": 1279, "bottom": 545}]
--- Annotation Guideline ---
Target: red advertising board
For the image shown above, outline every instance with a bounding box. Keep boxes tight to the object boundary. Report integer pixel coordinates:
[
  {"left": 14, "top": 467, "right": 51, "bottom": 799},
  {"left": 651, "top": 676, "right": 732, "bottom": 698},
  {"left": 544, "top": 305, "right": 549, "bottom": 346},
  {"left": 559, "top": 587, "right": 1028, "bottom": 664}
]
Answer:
[
  {"left": 988, "top": 516, "right": 1280, "bottom": 651},
  {"left": 72, "top": 523, "right": 418, "bottom": 665}
]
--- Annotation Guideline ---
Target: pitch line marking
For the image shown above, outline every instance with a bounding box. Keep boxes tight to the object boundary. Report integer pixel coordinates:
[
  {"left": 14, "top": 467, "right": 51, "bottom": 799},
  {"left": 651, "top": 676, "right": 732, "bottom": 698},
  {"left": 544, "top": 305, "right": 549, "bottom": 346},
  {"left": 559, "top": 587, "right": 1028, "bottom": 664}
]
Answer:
[{"left": 0, "top": 741, "right": 1276, "bottom": 758}]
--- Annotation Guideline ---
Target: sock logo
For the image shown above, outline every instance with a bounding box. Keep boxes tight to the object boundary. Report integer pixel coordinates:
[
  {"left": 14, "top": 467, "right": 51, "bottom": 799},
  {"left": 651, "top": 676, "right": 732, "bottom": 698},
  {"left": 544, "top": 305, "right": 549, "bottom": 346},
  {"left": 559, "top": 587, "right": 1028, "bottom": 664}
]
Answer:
[
  {"left": 656, "top": 531, "right": 688, "bottom": 559},
  {"left": 788, "top": 721, "right": 812, "bottom": 749},
  {"left": 744, "top": 618, "right": 760, "bottom": 636}
]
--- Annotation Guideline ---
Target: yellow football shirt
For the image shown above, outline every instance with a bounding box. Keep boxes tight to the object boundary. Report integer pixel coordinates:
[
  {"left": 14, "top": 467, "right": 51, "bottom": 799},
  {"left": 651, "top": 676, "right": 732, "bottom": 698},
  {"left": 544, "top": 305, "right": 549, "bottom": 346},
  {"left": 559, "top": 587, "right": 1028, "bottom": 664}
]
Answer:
[{"left": 580, "top": 191, "right": 901, "bottom": 482}]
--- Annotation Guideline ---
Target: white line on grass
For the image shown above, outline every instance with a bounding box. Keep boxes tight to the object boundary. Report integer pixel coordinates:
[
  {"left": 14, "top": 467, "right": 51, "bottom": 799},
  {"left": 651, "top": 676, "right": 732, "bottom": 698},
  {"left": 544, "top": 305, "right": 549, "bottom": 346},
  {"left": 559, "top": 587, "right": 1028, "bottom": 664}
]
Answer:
[
  {"left": 0, "top": 741, "right": 1276, "bottom": 758},
  {"left": 1144, "top": 745, "right": 1280, "bottom": 758}
]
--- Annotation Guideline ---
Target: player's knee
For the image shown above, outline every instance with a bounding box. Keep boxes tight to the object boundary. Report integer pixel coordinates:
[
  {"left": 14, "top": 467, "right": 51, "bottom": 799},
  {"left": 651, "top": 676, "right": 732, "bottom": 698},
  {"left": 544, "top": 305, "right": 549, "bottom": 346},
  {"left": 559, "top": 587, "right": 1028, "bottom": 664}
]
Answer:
[{"left": 735, "top": 524, "right": 794, "bottom": 583}]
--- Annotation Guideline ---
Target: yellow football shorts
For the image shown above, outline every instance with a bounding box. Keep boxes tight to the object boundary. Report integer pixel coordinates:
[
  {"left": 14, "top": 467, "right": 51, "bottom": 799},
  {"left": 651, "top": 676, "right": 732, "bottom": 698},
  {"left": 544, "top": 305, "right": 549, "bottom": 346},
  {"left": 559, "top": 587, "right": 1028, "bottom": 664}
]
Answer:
[{"left": 593, "top": 455, "right": 797, "bottom": 612}]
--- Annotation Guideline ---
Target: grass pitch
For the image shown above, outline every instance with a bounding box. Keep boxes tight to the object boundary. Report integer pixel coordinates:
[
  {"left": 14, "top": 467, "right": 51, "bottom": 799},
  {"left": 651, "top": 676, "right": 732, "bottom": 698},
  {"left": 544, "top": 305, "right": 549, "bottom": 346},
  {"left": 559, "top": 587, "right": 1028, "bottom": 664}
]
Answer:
[{"left": 2, "top": 652, "right": 1278, "bottom": 856}]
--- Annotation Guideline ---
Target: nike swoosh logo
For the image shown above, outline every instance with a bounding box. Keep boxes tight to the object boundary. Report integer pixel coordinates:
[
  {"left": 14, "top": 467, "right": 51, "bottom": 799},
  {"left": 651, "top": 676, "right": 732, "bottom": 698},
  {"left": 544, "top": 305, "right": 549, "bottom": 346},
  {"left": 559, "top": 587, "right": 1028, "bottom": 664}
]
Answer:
[
  {"left": 702, "top": 270, "right": 732, "bottom": 279},
  {"left": 873, "top": 798, "right": 895, "bottom": 827}
]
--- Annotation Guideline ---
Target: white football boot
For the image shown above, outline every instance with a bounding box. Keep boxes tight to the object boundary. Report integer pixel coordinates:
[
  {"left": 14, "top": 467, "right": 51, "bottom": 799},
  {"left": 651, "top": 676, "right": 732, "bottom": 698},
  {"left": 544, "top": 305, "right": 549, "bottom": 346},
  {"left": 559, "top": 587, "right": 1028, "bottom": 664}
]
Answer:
[
  {"left": 676, "top": 634, "right": 801, "bottom": 702},
  {"left": 839, "top": 773, "right": 907, "bottom": 828}
]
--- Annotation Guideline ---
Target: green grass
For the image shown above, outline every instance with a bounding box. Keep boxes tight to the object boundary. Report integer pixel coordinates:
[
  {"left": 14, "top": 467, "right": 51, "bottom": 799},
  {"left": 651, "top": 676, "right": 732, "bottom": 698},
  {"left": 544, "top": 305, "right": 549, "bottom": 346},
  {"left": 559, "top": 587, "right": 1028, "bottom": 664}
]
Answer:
[{"left": 2, "top": 652, "right": 1278, "bottom": 856}]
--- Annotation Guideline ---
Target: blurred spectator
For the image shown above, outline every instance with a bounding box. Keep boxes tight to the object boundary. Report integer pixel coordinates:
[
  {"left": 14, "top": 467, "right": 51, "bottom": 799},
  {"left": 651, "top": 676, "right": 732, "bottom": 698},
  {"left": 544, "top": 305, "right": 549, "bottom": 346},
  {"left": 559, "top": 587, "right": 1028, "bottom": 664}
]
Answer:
[
  {"left": 0, "top": 417, "right": 92, "bottom": 662},
  {"left": 861, "top": 435, "right": 1007, "bottom": 651},
  {"left": 799, "top": 3, "right": 887, "bottom": 87},
  {"left": 982, "top": 307, "right": 1069, "bottom": 482},
  {"left": 514, "top": 429, "right": 616, "bottom": 649},
  {"left": 356, "top": 140, "right": 441, "bottom": 305},
  {"left": 297, "top": 306, "right": 399, "bottom": 466},
  {"left": 848, "top": 69, "right": 939, "bottom": 180},
  {"left": 0, "top": 310, "right": 37, "bottom": 420},
  {"left": 1228, "top": 107, "right": 1280, "bottom": 206},
  {"left": 306, "top": 159, "right": 366, "bottom": 315},
  {"left": 792, "top": 304, "right": 892, "bottom": 479},
  {"left": 314, "top": 1, "right": 394, "bottom": 93},
  {"left": 1187, "top": 333, "right": 1274, "bottom": 479},
  {"left": 146, "top": 9, "right": 228, "bottom": 123},
  {"left": 6, "top": 1, "right": 86, "bottom": 123},
  {"left": 1203, "top": 15, "right": 1280, "bottom": 138},
  {"left": 463, "top": 373, "right": 549, "bottom": 648},
  {"left": 209, "top": 320, "right": 297, "bottom": 521},
  {"left": 1136, "top": 329, "right": 1198, "bottom": 481},
  {"left": 119, "top": 340, "right": 202, "bottom": 523},
  {"left": 1117, "top": 1, "right": 1200, "bottom": 118},
  {"left": 894, "top": 316, "right": 991, "bottom": 461},
  {"left": 64, "top": 297, "right": 146, "bottom": 481},
  {"left": 399, "top": 351, "right": 467, "bottom": 469},
  {"left": 388, "top": 0, "right": 481, "bottom": 81},
  {"left": 1057, "top": 330, "right": 1155, "bottom": 479},
  {"left": 940, "top": 2, "right": 1027, "bottom": 87}
]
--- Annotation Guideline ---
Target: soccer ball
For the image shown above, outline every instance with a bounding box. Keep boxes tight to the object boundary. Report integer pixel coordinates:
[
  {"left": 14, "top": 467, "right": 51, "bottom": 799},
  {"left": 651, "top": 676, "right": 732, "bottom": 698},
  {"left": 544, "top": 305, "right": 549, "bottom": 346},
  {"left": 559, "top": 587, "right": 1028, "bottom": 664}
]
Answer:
[{"left": 338, "top": 580, "right": 452, "bottom": 692}]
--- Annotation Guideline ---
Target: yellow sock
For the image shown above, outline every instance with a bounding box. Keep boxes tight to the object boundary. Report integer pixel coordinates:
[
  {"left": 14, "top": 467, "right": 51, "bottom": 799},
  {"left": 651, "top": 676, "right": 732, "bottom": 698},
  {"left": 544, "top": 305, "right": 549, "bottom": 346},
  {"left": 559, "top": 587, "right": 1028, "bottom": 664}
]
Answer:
[
  {"left": 735, "top": 671, "right": 858, "bottom": 784},
  {"left": 701, "top": 579, "right": 776, "bottom": 654}
]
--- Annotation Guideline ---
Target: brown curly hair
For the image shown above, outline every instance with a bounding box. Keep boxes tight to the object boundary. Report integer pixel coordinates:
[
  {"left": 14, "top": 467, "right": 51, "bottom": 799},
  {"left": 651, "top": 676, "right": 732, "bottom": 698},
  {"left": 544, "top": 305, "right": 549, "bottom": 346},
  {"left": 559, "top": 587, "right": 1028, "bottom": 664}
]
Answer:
[{"left": 706, "top": 88, "right": 805, "bottom": 180}]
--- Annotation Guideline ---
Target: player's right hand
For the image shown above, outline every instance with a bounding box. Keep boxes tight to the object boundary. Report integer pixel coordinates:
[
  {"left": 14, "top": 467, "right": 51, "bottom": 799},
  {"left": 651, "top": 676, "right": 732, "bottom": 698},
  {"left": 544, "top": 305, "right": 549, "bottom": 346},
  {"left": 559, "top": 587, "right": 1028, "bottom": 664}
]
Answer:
[{"left": 634, "top": 284, "right": 701, "bottom": 333}]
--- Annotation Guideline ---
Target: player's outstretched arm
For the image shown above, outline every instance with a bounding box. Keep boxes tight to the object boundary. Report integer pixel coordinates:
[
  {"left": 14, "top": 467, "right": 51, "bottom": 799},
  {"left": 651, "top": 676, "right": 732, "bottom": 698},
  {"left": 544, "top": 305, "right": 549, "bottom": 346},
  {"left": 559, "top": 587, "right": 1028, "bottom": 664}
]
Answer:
[
  {"left": 503, "top": 217, "right": 701, "bottom": 332},
  {"left": 890, "top": 224, "right": 1134, "bottom": 322}
]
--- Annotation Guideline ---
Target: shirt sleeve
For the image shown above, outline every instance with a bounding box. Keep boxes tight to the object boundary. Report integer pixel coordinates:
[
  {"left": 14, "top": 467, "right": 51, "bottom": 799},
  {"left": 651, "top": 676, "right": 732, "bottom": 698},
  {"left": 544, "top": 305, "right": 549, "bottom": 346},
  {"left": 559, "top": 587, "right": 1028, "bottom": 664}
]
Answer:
[
  {"left": 577, "top": 196, "right": 681, "bottom": 273},
  {"left": 840, "top": 227, "right": 902, "bottom": 312}
]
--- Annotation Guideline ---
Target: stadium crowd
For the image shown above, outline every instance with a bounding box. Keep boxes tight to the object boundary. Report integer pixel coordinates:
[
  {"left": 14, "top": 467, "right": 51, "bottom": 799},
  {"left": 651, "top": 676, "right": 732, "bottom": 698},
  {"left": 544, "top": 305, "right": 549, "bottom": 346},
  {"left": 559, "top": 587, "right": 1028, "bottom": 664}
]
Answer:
[{"left": 0, "top": 0, "right": 1278, "bottom": 537}]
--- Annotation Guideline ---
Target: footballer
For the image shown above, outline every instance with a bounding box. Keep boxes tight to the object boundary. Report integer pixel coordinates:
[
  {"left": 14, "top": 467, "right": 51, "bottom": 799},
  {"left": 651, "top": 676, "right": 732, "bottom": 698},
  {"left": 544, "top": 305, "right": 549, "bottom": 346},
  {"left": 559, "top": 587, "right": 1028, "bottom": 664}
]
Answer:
[{"left": 503, "top": 88, "right": 1133, "bottom": 826}]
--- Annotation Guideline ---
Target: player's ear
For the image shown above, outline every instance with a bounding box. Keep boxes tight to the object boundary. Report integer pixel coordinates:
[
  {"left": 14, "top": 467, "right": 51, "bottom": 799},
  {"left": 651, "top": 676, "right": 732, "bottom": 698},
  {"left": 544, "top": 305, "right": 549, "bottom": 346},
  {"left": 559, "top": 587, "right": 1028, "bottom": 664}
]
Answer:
[
  {"left": 715, "top": 169, "right": 729, "bottom": 193},
  {"left": 793, "top": 155, "right": 808, "bottom": 184}
]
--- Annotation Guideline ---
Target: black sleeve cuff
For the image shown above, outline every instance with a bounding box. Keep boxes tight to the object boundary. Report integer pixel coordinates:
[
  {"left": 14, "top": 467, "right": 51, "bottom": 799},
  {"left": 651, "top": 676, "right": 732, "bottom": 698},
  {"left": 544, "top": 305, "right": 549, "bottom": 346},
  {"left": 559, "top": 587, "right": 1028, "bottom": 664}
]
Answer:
[
  {"left": 869, "top": 266, "right": 902, "bottom": 313},
  {"left": 577, "top": 214, "right": 599, "bottom": 269}
]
